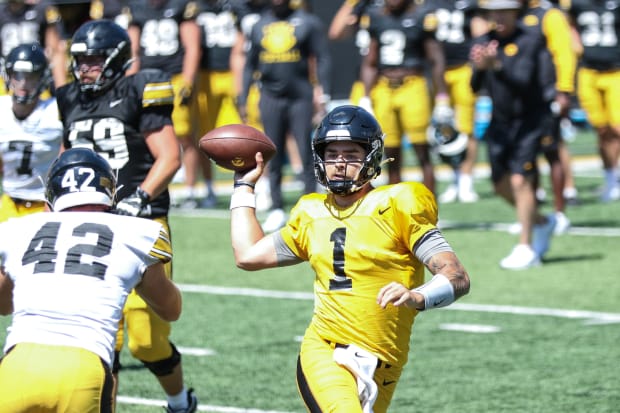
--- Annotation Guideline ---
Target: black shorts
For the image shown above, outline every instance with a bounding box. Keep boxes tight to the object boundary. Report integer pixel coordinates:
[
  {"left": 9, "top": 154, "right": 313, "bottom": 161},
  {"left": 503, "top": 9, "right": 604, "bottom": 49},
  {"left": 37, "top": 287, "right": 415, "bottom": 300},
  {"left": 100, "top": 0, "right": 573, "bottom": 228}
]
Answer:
[{"left": 486, "top": 116, "right": 547, "bottom": 182}]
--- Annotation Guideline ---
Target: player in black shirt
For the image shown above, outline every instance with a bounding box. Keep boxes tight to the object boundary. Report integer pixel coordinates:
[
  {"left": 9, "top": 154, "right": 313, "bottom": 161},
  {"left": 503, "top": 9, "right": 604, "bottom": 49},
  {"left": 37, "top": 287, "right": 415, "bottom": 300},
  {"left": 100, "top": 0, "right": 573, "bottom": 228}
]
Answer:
[
  {"left": 561, "top": 0, "right": 620, "bottom": 202},
  {"left": 239, "top": 0, "right": 331, "bottom": 232},
  {"left": 55, "top": 20, "right": 197, "bottom": 413},
  {"left": 471, "top": 0, "right": 557, "bottom": 270}
]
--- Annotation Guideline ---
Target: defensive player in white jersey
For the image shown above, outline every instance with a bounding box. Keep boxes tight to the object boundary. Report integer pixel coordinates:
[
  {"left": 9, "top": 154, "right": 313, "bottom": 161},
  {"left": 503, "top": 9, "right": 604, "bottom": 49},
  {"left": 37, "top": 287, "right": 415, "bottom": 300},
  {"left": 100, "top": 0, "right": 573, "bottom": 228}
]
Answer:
[
  {"left": 0, "top": 147, "right": 182, "bottom": 412},
  {"left": 0, "top": 42, "right": 63, "bottom": 222},
  {"left": 228, "top": 105, "right": 470, "bottom": 413}
]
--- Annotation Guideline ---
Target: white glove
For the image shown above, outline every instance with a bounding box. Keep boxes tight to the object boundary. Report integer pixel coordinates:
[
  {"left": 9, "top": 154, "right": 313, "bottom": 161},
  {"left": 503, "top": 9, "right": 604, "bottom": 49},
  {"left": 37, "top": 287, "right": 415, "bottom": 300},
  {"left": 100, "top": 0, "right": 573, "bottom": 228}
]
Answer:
[
  {"left": 432, "top": 102, "right": 455, "bottom": 126},
  {"left": 358, "top": 96, "right": 374, "bottom": 116}
]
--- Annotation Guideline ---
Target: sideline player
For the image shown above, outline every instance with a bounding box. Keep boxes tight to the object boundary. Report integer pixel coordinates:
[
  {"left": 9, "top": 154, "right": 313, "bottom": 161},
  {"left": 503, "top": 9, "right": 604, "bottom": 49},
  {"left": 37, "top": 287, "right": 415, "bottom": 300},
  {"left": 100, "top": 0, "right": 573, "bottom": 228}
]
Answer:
[
  {"left": 55, "top": 20, "right": 197, "bottom": 413},
  {"left": 561, "top": 0, "right": 620, "bottom": 202},
  {"left": 227, "top": 105, "right": 470, "bottom": 413},
  {"left": 127, "top": 0, "right": 202, "bottom": 211},
  {"left": 0, "top": 43, "right": 63, "bottom": 222},
  {"left": 0, "top": 147, "right": 182, "bottom": 412},
  {"left": 360, "top": 0, "right": 449, "bottom": 193}
]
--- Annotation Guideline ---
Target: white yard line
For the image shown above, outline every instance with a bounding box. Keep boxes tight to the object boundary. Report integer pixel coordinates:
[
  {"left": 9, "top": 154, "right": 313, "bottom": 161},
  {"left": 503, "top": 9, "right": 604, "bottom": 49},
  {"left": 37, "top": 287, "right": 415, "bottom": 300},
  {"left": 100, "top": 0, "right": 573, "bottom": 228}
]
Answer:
[{"left": 177, "top": 284, "right": 620, "bottom": 325}]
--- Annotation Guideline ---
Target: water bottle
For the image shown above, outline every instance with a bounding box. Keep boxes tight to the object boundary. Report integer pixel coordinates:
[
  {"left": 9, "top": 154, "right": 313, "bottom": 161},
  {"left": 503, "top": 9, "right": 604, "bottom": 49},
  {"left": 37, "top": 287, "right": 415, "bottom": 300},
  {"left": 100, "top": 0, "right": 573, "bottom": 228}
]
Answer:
[{"left": 474, "top": 95, "right": 492, "bottom": 140}]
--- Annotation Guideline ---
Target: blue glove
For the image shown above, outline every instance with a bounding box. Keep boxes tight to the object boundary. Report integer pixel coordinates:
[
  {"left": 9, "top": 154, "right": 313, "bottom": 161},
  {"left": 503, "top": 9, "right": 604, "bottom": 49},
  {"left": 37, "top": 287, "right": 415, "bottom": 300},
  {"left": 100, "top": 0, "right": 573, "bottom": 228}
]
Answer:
[{"left": 114, "top": 187, "right": 150, "bottom": 216}]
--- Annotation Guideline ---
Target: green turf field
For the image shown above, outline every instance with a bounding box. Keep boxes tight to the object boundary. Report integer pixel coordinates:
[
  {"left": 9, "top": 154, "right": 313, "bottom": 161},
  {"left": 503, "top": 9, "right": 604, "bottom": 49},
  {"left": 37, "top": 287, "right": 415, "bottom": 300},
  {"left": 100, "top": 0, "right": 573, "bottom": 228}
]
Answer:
[{"left": 1, "top": 128, "right": 619, "bottom": 412}]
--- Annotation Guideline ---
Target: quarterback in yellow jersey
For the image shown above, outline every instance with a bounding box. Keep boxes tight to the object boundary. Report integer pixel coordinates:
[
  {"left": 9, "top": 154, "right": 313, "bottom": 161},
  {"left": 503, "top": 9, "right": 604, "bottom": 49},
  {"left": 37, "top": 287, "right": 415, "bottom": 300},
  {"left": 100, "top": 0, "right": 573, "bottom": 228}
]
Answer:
[{"left": 228, "top": 105, "right": 470, "bottom": 413}]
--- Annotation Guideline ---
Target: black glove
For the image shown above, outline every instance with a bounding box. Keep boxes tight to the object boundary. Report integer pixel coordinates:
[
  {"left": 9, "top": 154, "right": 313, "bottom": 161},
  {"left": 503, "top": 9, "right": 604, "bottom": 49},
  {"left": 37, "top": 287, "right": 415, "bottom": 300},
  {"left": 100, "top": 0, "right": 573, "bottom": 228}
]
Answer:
[
  {"left": 114, "top": 187, "right": 150, "bottom": 216},
  {"left": 178, "top": 84, "right": 193, "bottom": 106}
]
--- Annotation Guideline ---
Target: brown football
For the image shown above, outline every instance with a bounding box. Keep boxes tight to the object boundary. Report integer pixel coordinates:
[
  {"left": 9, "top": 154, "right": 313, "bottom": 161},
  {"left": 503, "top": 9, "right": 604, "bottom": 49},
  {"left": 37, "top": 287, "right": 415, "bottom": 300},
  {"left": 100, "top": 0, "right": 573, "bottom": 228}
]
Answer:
[{"left": 198, "top": 124, "right": 276, "bottom": 172}]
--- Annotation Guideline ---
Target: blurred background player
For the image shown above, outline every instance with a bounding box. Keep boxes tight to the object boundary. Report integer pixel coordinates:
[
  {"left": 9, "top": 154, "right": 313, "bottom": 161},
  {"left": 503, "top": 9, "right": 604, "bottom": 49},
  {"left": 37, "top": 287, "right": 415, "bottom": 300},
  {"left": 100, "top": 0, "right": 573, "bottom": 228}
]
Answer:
[
  {"left": 128, "top": 0, "right": 202, "bottom": 211},
  {"left": 0, "top": 147, "right": 182, "bottom": 413},
  {"left": 0, "top": 43, "right": 62, "bottom": 222},
  {"left": 230, "top": 0, "right": 273, "bottom": 210},
  {"left": 0, "top": 0, "right": 66, "bottom": 90},
  {"left": 360, "top": 0, "right": 450, "bottom": 194},
  {"left": 89, "top": 0, "right": 133, "bottom": 29},
  {"left": 519, "top": 0, "right": 578, "bottom": 234},
  {"left": 55, "top": 20, "right": 197, "bottom": 412},
  {"left": 238, "top": 0, "right": 331, "bottom": 232},
  {"left": 428, "top": 0, "right": 485, "bottom": 204},
  {"left": 471, "top": 0, "right": 557, "bottom": 269},
  {"left": 561, "top": 0, "right": 620, "bottom": 202},
  {"left": 181, "top": 0, "right": 244, "bottom": 209}
]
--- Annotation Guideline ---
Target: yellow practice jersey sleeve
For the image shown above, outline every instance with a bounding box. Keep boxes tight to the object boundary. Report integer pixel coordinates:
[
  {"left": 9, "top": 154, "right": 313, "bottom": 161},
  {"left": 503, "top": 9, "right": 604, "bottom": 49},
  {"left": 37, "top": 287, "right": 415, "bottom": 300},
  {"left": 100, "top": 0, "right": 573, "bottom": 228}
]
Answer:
[{"left": 280, "top": 182, "right": 438, "bottom": 367}]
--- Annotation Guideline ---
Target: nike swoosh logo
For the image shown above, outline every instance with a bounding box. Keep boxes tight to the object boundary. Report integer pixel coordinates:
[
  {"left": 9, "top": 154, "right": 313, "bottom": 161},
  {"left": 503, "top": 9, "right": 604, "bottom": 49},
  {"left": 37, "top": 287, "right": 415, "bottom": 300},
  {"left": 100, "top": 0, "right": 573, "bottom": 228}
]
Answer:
[
  {"left": 354, "top": 352, "right": 368, "bottom": 358},
  {"left": 378, "top": 206, "right": 391, "bottom": 215},
  {"left": 109, "top": 99, "right": 123, "bottom": 108},
  {"left": 433, "top": 299, "right": 445, "bottom": 307},
  {"left": 382, "top": 379, "right": 396, "bottom": 386}
]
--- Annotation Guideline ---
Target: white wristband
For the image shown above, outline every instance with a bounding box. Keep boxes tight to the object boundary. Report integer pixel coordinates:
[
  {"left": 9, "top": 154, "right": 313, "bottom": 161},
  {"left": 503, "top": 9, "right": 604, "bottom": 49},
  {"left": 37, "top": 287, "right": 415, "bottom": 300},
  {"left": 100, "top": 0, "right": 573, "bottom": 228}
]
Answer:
[
  {"left": 413, "top": 274, "right": 455, "bottom": 310},
  {"left": 229, "top": 192, "right": 256, "bottom": 210}
]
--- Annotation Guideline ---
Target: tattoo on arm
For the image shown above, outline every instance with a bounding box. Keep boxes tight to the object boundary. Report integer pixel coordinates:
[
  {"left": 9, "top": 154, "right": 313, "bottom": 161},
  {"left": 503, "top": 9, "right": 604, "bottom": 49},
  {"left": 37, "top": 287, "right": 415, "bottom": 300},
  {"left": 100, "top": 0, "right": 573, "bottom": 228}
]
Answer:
[{"left": 427, "top": 252, "right": 470, "bottom": 299}]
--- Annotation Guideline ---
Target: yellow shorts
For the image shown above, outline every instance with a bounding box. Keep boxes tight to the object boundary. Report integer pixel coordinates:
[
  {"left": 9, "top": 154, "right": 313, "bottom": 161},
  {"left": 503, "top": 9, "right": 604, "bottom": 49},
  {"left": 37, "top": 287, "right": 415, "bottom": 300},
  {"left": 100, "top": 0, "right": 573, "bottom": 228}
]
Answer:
[
  {"left": 372, "top": 75, "right": 431, "bottom": 147},
  {"left": 115, "top": 216, "right": 173, "bottom": 362},
  {"left": 171, "top": 74, "right": 194, "bottom": 138},
  {"left": 577, "top": 67, "right": 620, "bottom": 128},
  {"left": 296, "top": 324, "right": 402, "bottom": 413},
  {"left": 445, "top": 64, "right": 475, "bottom": 135},
  {"left": 0, "top": 343, "right": 113, "bottom": 412},
  {"left": 0, "top": 194, "right": 46, "bottom": 222},
  {"left": 192, "top": 70, "right": 241, "bottom": 138},
  {"left": 245, "top": 83, "right": 263, "bottom": 131}
]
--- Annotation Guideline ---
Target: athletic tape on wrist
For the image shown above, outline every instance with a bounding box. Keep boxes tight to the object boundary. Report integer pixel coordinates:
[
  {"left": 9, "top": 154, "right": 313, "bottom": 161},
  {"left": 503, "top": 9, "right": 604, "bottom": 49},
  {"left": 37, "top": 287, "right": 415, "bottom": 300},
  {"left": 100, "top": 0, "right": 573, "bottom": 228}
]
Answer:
[
  {"left": 413, "top": 274, "right": 455, "bottom": 310},
  {"left": 229, "top": 192, "right": 256, "bottom": 210}
]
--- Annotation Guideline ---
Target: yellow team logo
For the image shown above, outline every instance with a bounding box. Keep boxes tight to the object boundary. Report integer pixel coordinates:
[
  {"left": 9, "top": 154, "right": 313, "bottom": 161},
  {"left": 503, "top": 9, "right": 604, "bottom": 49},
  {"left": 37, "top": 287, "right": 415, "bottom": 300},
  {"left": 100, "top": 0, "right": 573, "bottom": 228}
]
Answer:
[
  {"left": 260, "top": 22, "right": 300, "bottom": 63},
  {"left": 504, "top": 43, "right": 518, "bottom": 57},
  {"left": 523, "top": 14, "right": 539, "bottom": 27}
]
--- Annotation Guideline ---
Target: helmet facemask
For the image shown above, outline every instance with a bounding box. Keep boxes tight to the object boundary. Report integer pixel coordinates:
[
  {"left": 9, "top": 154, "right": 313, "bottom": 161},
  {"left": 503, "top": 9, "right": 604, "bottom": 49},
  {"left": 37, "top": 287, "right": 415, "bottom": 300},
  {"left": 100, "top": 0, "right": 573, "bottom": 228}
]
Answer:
[
  {"left": 313, "top": 105, "right": 385, "bottom": 195},
  {"left": 1, "top": 43, "right": 51, "bottom": 105},
  {"left": 71, "top": 41, "right": 131, "bottom": 95}
]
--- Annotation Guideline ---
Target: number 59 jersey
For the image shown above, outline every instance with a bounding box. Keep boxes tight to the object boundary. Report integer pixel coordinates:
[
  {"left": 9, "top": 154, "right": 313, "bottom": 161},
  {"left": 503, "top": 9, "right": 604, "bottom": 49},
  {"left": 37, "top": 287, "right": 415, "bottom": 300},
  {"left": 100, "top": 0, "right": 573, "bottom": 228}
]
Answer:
[
  {"left": 0, "top": 211, "right": 172, "bottom": 366},
  {"left": 55, "top": 70, "right": 175, "bottom": 217}
]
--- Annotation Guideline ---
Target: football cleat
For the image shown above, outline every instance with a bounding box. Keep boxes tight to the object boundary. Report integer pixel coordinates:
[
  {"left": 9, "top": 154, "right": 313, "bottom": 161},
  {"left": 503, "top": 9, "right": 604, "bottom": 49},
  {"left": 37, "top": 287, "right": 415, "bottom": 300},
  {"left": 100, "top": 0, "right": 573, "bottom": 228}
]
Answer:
[{"left": 165, "top": 388, "right": 197, "bottom": 413}]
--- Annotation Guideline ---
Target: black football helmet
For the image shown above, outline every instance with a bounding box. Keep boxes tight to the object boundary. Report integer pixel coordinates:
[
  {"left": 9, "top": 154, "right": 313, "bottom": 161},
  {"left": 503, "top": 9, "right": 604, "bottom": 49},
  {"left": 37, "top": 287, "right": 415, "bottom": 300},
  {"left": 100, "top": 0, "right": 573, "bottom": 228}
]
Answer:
[
  {"left": 1, "top": 42, "right": 51, "bottom": 104},
  {"left": 313, "top": 105, "right": 384, "bottom": 195},
  {"left": 70, "top": 19, "right": 132, "bottom": 94},
  {"left": 46, "top": 148, "right": 117, "bottom": 211},
  {"left": 427, "top": 122, "right": 468, "bottom": 168}
]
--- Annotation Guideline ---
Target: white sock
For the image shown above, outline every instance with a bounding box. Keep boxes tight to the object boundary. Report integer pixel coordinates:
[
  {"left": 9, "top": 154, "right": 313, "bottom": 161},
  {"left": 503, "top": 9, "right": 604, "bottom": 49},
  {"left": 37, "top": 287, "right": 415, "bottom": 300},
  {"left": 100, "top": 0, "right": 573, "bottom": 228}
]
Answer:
[
  {"left": 167, "top": 387, "right": 188, "bottom": 410},
  {"left": 604, "top": 169, "right": 618, "bottom": 188},
  {"left": 458, "top": 174, "right": 473, "bottom": 191}
]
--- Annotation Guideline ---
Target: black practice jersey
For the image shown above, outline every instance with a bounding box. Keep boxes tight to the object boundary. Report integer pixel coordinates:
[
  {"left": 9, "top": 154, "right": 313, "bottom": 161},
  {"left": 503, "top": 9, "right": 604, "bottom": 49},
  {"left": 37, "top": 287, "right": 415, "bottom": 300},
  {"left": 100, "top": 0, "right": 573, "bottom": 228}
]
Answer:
[
  {"left": 470, "top": 26, "right": 556, "bottom": 123},
  {"left": 196, "top": 0, "right": 242, "bottom": 71},
  {"left": 241, "top": 7, "right": 331, "bottom": 102},
  {"left": 561, "top": 0, "right": 620, "bottom": 70},
  {"left": 129, "top": 0, "right": 199, "bottom": 75},
  {"left": 426, "top": 0, "right": 478, "bottom": 67},
  {"left": 0, "top": 0, "right": 61, "bottom": 57},
  {"left": 56, "top": 70, "right": 174, "bottom": 217},
  {"left": 90, "top": 0, "right": 132, "bottom": 29},
  {"left": 366, "top": 5, "right": 437, "bottom": 71}
]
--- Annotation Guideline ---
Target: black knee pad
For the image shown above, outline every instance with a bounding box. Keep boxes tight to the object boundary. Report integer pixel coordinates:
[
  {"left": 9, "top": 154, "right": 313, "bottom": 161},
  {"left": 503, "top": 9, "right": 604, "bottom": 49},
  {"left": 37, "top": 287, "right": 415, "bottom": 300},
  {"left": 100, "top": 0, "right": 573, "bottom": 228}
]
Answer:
[
  {"left": 141, "top": 342, "right": 181, "bottom": 377},
  {"left": 112, "top": 351, "right": 121, "bottom": 374}
]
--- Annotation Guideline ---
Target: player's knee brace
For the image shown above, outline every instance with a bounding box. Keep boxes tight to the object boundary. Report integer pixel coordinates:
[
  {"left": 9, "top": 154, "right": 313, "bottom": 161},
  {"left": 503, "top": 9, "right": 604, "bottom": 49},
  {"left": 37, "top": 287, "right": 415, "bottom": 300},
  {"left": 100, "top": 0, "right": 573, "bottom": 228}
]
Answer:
[{"left": 140, "top": 342, "right": 181, "bottom": 377}]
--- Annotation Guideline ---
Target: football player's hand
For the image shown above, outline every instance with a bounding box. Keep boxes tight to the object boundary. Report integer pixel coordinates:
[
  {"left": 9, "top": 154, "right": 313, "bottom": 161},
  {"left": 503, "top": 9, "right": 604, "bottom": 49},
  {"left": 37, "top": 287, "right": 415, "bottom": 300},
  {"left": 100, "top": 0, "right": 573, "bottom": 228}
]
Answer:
[
  {"left": 358, "top": 96, "right": 374, "bottom": 116},
  {"left": 377, "top": 281, "right": 422, "bottom": 310},
  {"left": 114, "top": 187, "right": 150, "bottom": 217},
  {"left": 178, "top": 83, "right": 193, "bottom": 106},
  {"left": 233, "top": 152, "right": 265, "bottom": 185},
  {"left": 432, "top": 95, "right": 454, "bottom": 126}
]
